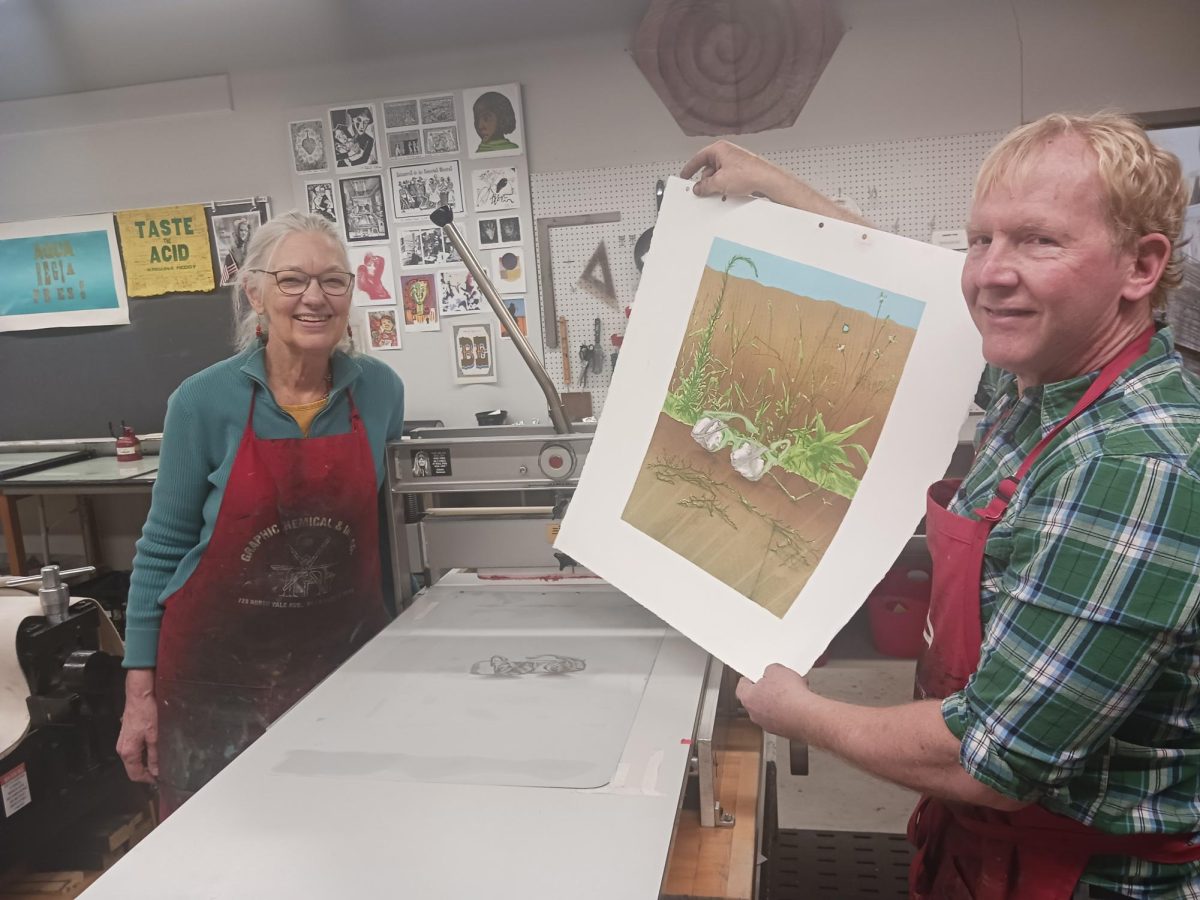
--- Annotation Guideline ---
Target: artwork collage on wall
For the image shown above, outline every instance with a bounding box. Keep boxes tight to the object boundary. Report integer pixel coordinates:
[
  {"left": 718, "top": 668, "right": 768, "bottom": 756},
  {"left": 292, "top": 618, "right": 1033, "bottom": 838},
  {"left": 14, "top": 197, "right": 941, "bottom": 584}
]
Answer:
[{"left": 286, "top": 83, "right": 532, "bottom": 384}]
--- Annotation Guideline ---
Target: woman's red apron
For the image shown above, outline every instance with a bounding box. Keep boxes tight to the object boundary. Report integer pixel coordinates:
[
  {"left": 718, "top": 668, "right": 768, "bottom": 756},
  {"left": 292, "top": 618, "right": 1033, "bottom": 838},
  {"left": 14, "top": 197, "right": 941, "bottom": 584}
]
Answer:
[
  {"left": 909, "top": 327, "right": 1200, "bottom": 899},
  {"left": 155, "top": 387, "right": 386, "bottom": 816}
]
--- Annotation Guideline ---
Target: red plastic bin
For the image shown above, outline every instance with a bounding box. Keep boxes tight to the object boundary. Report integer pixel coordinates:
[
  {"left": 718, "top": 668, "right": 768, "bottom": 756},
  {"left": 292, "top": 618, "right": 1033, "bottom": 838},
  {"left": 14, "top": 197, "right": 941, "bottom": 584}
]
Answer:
[{"left": 867, "top": 565, "right": 932, "bottom": 658}]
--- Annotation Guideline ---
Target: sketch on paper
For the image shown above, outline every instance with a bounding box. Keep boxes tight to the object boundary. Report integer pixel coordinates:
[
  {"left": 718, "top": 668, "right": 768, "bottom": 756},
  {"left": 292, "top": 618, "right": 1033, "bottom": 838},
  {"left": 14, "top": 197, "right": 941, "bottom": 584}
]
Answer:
[
  {"left": 472, "top": 166, "right": 518, "bottom": 213},
  {"left": 621, "top": 237, "right": 924, "bottom": 617},
  {"left": 469, "top": 654, "right": 586, "bottom": 676}
]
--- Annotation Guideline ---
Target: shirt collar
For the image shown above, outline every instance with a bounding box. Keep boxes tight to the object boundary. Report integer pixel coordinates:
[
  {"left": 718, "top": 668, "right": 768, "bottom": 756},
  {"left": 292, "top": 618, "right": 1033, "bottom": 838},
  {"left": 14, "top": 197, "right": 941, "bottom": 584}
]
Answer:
[{"left": 238, "top": 346, "right": 363, "bottom": 397}]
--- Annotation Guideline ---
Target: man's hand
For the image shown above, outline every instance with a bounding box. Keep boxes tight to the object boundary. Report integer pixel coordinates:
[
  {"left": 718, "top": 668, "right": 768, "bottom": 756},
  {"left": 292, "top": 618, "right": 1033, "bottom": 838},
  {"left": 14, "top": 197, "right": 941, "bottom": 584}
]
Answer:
[
  {"left": 116, "top": 669, "right": 159, "bottom": 784},
  {"left": 681, "top": 140, "right": 789, "bottom": 201},
  {"left": 736, "top": 663, "right": 813, "bottom": 740}
]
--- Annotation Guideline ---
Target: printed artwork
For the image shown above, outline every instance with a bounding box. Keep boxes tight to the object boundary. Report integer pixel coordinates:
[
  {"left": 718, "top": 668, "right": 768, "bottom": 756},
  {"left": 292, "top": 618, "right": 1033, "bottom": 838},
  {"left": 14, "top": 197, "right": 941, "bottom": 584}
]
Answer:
[
  {"left": 386, "top": 130, "right": 422, "bottom": 159},
  {"left": 289, "top": 119, "right": 328, "bottom": 173},
  {"left": 401, "top": 274, "right": 440, "bottom": 331},
  {"left": 390, "top": 161, "right": 464, "bottom": 219},
  {"left": 115, "top": 204, "right": 215, "bottom": 297},
  {"left": 622, "top": 238, "right": 923, "bottom": 616},
  {"left": 437, "top": 267, "right": 484, "bottom": 317},
  {"left": 383, "top": 99, "right": 419, "bottom": 129},
  {"left": 463, "top": 83, "right": 525, "bottom": 159},
  {"left": 397, "top": 226, "right": 462, "bottom": 268},
  {"left": 209, "top": 198, "right": 270, "bottom": 287},
  {"left": 450, "top": 320, "right": 497, "bottom": 383},
  {"left": 329, "top": 103, "right": 379, "bottom": 170},
  {"left": 490, "top": 247, "right": 526, "bottom": 294},
  {"left": 471, "top": 166, "right": 519, "bottom": 213},
  {"left": 419, "top": 95, "right": 456, "bottom": 125},
  {"left": 339, "top": 175, "right": 389, "bottom": 243},
  {"left": 498, "top": 297, "right": 527, "bottom": 339},
  {"left": 367, "top": 308, "right": 402, "bottom": 350},
  {"left": 306, "top": 181, "right": 338, "bottom": 223},
  {"left": 477, "top": 215, "right": 521, "bottom": 248},
  {"left": 348, "top": 245, "right": 396, "bottom": 306},
  {"left": 423, "top": 126, "right": 460, "bottom": 155}
]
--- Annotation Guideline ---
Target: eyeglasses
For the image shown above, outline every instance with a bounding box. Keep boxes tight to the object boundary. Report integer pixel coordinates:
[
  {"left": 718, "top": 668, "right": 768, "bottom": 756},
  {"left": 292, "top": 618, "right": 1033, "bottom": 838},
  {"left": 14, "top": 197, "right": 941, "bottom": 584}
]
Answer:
[{"left": 250, "top": 268, "right": 354, "bottom": 296}]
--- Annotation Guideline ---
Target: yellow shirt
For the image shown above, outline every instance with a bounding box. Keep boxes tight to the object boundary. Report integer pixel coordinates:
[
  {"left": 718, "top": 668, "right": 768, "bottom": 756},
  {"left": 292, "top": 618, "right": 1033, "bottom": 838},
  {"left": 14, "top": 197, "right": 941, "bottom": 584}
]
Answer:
[{"left": 278, "top": 397, "right": 328, "bottom": 437}]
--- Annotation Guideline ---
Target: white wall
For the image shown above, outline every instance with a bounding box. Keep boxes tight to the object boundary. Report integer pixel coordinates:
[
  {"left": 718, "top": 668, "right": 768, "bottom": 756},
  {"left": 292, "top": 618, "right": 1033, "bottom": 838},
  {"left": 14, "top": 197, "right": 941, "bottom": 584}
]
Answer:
[{"left": 2, "top": 0, "right": 1199, "bottom": 570}]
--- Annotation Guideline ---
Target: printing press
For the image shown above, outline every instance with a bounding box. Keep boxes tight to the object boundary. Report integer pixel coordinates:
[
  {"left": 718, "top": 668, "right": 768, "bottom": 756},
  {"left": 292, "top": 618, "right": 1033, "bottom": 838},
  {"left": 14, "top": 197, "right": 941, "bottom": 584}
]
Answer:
[{"left": 82, "top": 209, "right": 751, "bottom": 899}]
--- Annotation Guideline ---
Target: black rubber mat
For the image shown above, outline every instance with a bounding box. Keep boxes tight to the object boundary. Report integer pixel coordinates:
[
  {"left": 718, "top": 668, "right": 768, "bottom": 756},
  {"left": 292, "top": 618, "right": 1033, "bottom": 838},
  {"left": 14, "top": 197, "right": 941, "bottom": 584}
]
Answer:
[{"left": 764, "top": 827, "right": 912, "bottom": 899}]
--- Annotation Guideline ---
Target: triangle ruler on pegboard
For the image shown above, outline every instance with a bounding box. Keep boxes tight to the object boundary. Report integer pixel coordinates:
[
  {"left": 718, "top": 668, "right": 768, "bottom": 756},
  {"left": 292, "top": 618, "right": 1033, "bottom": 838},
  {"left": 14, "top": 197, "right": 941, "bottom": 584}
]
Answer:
[{"left": 578, "top": 241, "right": 616, "bottom": 302}]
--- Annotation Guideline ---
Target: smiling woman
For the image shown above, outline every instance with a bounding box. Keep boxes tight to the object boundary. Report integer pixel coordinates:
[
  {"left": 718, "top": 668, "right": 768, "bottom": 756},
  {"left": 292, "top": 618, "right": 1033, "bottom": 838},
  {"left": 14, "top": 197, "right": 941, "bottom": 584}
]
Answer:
[{"left": 115, "top": 210, "right": 406, "bottom": 819}]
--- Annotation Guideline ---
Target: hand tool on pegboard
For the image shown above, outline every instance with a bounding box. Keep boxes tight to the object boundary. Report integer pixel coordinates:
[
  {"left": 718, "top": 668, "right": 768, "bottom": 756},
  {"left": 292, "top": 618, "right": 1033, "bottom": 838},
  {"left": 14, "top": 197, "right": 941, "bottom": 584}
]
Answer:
[
  {"left": 559, "top": 317, "right": 571, "bottom": 385},
  {"left": 578, "top": 318, "right": 604, "bottom": 387}
]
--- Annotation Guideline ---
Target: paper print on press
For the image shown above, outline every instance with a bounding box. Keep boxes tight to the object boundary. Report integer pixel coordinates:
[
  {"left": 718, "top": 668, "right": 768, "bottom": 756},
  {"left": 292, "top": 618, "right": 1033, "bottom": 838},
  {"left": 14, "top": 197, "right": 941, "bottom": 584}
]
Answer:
[
  {"left": 471, "top": 166, "right": 519, "bottom": 213},
  {"left": 622, "top": 238, "right": 923, "bottom": 617},
  {"left": 490, "top": 247, "right": 526, "bottom": 294},
  {"left": 463, "top": 84, "right": 524, "bottom": 159},
  {"left": 0, "top": 213, "right": 129, "bottom": 333},
  {"left": 390, "top": 161, "right": 464, "bottom": 220},
  {"left": 401, "top": 274, "right": 440, "bottom": 332},
  {"left": 349, "top": 245, "right": 396, "bottom": 306},
  {"left": 330, "top": 104, "right": 380, "bottom": 170},
  {"left": 115, "top": 204, "right": 215, "bottom": 297},
  {"left": 339, "top": 176, "right": 389, "bottom": 243},
  {"left": 367, "top": 308, "right": 402, "bottom": 350},
  {"left": 437, "top": 267, "right": 484, "bottom": 317},
  {"left": 498, "top": 297, "right": 527, "bottom": 339},
  {"left": 552, "top": 179, "right": 983, "bottom": 681},
  {"left": 289, "top": 119, "right": 329, "bottom": 173},
  {"left": 397, "top": 226, "right": 461, "bottom": 269},
  {"left": 306, "top": 182, "right": 338, "bottom": 224},
  {"left": 451, "top": 320, "right": 497, "bottom": 383}
]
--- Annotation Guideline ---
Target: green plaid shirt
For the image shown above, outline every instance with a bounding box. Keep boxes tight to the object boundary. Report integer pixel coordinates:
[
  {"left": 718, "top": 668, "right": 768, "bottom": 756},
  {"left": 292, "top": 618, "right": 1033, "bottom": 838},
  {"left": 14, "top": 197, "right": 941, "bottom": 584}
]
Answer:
[{"left": 940, "top": 327, "right": 1200, "bottom": 898}]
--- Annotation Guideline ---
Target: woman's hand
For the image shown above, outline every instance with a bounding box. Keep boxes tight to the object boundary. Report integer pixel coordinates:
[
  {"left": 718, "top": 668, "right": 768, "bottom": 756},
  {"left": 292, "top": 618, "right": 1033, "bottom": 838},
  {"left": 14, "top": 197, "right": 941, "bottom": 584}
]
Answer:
[
  {"left": 736, "top": 663, "right": 813, "bottom": 740},
  {"left": 681, "top": 140, "right": 791, "bottom": 201},
  {"left": 116, "top": 669, "right": 159, "bottom": 784}
]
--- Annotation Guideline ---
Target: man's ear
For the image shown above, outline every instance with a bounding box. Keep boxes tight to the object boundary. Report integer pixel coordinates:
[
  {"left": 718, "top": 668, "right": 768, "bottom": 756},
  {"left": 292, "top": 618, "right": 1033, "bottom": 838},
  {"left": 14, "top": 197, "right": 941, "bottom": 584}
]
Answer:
[{"left": 1122, "top": 233, "right": 1172, "bottom": 303}]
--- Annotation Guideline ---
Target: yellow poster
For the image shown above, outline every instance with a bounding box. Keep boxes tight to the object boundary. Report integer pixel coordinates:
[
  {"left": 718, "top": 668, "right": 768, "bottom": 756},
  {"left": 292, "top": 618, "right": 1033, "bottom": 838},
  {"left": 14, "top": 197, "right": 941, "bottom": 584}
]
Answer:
[{"left": 115, "top": 205, "right": 216, "bottom": 297}]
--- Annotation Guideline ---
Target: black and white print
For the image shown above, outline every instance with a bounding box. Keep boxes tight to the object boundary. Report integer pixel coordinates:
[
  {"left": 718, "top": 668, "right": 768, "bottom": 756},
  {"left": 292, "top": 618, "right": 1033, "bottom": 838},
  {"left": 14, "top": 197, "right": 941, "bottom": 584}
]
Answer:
[
  {"left": 329, "top": 103, "right": 379, "bottom": 170},
  {"left": 386, "top": 130, "right": 422, "bottom": 159},
  {"left": 289, "top": 119, "right": 328, "bottom": 173},
  {"left": 422, "top": 126, "right": 459, "bottom": 156},
  {"left": 471, "top": 165, "right": 519, "bottom": 213},
  {"left": 339, "top": 175, "right": 389, "bottom": 243},
  {"left": 389, "top": 160, "right": 464, "bottom": 219},
  {"left": 383, "top": 98, "right": 419, "bottom": 129},
  {"left": 477, "top": 215, "right": 521, "bottom": 248},
  {"left": 397, "top": 226, "right": 462, "bottom": 268},
  {"left": 210, "top": 198, "right": 270, "bottom": 286},
  {"left": 306, "top": 181, "right": 338, "bottom": 223},
  {"left": 419, "top": 95, "right": 455, "bottom": 125},
  {"left": 437, "top": 268, "right": 484, "bottom": 317}
]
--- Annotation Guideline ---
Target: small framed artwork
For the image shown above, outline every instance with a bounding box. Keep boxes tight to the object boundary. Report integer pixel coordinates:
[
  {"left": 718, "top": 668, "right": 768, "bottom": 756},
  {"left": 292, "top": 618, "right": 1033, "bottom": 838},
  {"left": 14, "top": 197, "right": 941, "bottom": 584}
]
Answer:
[
  {"left": 348, "top": 245, "right": 397, "bottom": 306},
  {"left": 498, "top": 297, "right": 527, "bottom": 339},
  {"left": 477, "top": 217, "right": 500, "bottom": 247},
  {"left": 450, "top": 320, "right": 497, "bottom": 383},
  {"left": 396, "top": 226, "right": 461, "bottom": 268},
  {"left": 471, "top": 166, "right": 519, "bottom": 213},
  {"left": 305, "top": 181, "right": 338, "bottom": 224},
  {"left": 490, "top": 247, "right": 526, "bottom": 294},
  {"left": 422, "top": 125, "right": 460, "bottom": 156},
  {"left": 339, "top": 175, "right": 389, "bottom": 243},
  {"left": 386, "top": 130, "right": 423, "bottom": 159},
  {"left": 463, "top": 83, "right": 524, "bottom": 159},
  {"left": 437, "top": 267, "right": 485, "bottom": 317},
  {"left": 289, "top": 119, "right": 329, "bottom": 173},
  {"left": 390, "top": 160, "right": 465, "bottom": 220},
  {"left": 329, "top": 103, "right": 380, "bottom": 170},
  {"left": 210, "top": 198, "right": 270, "bottom": 287},
  {"left": 419, "top": 95, "right": 456, "bottom": 125},
  {"left": 401, "top": 274, "right": 440, "bottom": 332},
  {"left": 498, "top": 215, "right": 522, "bottom": 244},
  {"left": 382, "top": 98, "right": 420, "bottom": 130},
  {"left": 367, "top": 308, "right": 402, "bottom": 350}
]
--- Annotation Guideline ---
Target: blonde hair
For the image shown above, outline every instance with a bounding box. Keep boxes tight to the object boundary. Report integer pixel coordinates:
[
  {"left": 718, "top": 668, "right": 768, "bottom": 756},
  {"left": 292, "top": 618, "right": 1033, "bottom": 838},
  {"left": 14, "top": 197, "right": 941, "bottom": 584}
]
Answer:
[
  {"left": 232, "top": 211, "right": 353, "bottom": 352},
  {"left": 975, "top": 111, "right": 1188, "bottom": 309}
]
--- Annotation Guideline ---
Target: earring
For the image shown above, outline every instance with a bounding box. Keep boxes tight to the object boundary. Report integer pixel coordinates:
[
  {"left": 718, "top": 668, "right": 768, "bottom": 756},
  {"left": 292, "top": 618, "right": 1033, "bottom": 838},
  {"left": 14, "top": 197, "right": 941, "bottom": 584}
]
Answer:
[
  {"left": 255, "top": 318, "right": 265, "bottom": 343},
  {"left": 347, "top": 323, "right": 354, "bottom": 340}
]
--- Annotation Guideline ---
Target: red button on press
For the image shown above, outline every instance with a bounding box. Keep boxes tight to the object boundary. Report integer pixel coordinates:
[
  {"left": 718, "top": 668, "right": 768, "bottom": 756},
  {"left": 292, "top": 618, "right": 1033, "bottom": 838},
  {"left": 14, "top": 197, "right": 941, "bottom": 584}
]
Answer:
[{"left": 548, "top": 455, "right": 564, "bottom": 469}]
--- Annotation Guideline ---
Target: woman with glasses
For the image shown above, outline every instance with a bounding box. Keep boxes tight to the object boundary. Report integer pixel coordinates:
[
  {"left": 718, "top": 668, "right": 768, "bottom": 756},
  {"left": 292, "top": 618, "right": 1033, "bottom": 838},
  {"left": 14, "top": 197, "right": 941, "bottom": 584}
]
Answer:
[{"left": 115, "top": 211, "right": 405, "bottom": 817}]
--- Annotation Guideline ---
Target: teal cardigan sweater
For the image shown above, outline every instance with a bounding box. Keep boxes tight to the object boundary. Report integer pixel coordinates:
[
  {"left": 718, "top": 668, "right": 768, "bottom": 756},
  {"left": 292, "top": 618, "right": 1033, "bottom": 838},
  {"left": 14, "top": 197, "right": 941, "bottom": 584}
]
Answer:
[{"left": 123, "top": 347, "right": 405, "bottom": 668}]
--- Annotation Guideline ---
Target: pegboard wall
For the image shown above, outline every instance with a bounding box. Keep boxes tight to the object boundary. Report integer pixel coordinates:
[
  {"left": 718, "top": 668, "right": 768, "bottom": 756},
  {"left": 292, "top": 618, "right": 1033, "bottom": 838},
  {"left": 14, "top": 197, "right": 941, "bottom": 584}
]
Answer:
[{"left": 530, "top": 130, "right": 1006, "bottom": 416}]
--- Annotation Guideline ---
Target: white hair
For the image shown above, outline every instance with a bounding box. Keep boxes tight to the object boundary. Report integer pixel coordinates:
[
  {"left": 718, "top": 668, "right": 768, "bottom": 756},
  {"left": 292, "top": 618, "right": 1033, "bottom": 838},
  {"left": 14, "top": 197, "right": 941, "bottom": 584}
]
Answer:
[{"left": 231, "top": 211, "right": 354, "bottom": 352}]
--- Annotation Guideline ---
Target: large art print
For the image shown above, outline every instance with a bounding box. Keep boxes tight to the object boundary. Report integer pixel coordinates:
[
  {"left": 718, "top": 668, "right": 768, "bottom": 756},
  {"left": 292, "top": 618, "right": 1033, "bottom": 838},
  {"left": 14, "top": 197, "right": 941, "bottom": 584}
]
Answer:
[
  {"left": 339, "top": 176, "right": 389, "bottom": 244},
  {"left": 389, "top": 161, "right": 464, "bottom": 220},
  {"left": 554, "top": 179, "right": 983, "bottom": 680},
  {"left": 0, "top": 214, "right": 129, "bottom": 332},
  {"left": 115, "top": 204, "right": 215, "bottom": 297}
]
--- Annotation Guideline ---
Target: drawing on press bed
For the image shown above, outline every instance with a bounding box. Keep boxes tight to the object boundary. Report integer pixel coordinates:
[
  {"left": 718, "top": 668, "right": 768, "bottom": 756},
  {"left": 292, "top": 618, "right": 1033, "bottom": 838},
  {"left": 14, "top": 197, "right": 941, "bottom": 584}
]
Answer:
[{"left": 621, "top": 238, "right": 924, "bottom": 617}]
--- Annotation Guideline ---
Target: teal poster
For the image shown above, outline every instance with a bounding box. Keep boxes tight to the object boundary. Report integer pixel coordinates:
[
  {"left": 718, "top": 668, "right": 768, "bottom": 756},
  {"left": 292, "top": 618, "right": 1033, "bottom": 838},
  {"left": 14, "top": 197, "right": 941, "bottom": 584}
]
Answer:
[{"left": 0, "top": 214, "right": 128, "bottom": 332}]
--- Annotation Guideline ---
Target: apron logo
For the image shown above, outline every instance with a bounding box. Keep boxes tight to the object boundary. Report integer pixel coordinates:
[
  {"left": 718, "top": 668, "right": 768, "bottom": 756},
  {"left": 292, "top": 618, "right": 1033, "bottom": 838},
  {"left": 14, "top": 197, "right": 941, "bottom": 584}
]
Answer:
[{"left": 273, "top": 536, "right": 335, "bottom": 598}]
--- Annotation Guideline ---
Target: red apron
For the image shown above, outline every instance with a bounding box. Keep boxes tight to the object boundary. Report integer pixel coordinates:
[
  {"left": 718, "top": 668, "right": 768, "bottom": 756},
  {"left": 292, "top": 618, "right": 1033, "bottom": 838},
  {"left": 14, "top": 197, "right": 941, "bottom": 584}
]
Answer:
[
  {"left": 909, "top": 327, "right": 1200, "bottom": 899},
  {"left": 155, "top": 386, "right": 386, "bottom": 816}
]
